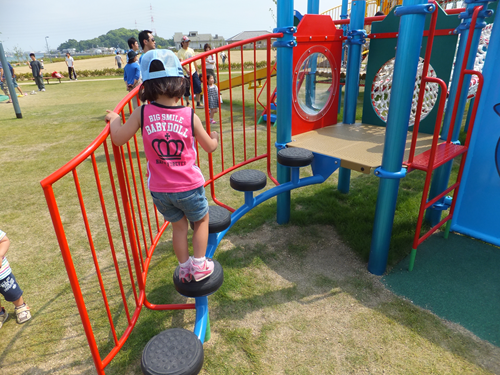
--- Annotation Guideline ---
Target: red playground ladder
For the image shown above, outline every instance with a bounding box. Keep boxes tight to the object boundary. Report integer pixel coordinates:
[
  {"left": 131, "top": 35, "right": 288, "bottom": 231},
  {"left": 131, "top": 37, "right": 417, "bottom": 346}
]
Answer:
[{"left": 403, "top": 5, "right": 485, "bottom": 271}]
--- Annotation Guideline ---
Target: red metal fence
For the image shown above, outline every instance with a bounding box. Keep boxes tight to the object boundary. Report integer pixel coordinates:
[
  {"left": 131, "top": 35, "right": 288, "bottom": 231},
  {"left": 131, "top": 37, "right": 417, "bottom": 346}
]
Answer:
[{"left": 40, "top": 33, "right": 281, "bottom": 374}]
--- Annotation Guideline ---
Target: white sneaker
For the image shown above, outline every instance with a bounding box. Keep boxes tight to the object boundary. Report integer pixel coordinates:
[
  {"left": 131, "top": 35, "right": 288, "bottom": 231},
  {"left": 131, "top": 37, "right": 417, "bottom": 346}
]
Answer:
[{"left": 41, "top": 89, "right": 46, "bottom": 92}]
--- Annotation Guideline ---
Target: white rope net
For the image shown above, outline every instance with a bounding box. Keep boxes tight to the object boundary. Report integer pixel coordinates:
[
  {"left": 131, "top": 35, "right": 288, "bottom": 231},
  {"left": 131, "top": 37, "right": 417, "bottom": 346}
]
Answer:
[
  {"left": 370, "top": 22, "right": 492, "bottom": 124},
  {"left": 371, "top": 57, "right": 440, "bottom": 125}
]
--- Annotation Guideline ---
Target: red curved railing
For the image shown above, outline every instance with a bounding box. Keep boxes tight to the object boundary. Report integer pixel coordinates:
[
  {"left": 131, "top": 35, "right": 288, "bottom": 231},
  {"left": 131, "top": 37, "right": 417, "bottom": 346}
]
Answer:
[{"left": 40, "top": 33, "right": 281, "bottom": 374}]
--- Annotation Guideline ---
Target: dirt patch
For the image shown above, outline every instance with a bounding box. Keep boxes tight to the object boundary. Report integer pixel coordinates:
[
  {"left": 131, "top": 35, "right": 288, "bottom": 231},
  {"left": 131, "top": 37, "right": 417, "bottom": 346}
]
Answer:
[{"left": 206, "top": 224, "right": 500, "bottom": 375}]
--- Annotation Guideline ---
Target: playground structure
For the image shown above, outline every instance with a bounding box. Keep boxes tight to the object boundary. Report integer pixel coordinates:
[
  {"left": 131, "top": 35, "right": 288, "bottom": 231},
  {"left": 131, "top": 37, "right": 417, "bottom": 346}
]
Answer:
[{"left": 40, "top": 0, "right": 499, "bottom": 373}]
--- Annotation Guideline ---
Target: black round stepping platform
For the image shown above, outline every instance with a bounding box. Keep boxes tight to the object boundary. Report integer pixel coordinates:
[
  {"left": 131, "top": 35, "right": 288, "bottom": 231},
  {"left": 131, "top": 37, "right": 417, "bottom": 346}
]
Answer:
[
  {"left": 141, "top": 328, "right": 203, "bottom": 375},
  {"left": 229, "top": 169, "right": 267, "bottom": 192},
  {"left": 277, "top": 147, "right": 314, "bottom": 167},
  {"left": 173, "top": 259, "right": 224, "bottom": 298},
  {"left": 190, "top": 205, "right": 231, "bottom": 233}
]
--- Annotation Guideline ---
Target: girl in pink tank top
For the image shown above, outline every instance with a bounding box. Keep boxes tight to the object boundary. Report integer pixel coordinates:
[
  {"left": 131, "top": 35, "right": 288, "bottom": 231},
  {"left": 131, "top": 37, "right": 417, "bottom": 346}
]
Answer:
[{"left": 105, "top": 49, "right": 219, "bottom": 283}]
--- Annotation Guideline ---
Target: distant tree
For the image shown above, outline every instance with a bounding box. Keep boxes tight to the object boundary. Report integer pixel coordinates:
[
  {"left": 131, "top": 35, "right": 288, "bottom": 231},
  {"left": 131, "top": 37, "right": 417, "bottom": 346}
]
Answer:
[
  {"left": 11, "top": 46, "right": 27, "bottom": 63},
  {"left": 57, "top": 28, "right": 174, "bottom": 52}
]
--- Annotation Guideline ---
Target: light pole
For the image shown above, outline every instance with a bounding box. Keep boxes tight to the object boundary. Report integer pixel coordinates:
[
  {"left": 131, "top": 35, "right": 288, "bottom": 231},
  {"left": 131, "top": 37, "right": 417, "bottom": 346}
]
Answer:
[{"left": 45, "top": 36, "right": 52, "bottom": 63}]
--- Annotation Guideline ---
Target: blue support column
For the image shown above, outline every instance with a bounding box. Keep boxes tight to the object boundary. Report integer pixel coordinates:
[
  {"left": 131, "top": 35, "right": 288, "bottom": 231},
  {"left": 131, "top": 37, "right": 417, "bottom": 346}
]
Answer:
[
  {"left": 425, "top": 0, "right": 493, "bottom": 226},
  {"left": 305, "top": 0, "right": 320, "bottom": 109},
  {"left": 275, "top": 0, "right": 296, "bottom": 225},
  {"left": 0, "top": 43, "right": 22, "bottom": 118},
  {"left": 307, "top": 0, "right": 319, "bottom": 14},
  {"left": 368, "top": 0, "right": 435, "bottom": 275},
  {"left": 338, "top": 0, "right": 367, "bottom": 193}
]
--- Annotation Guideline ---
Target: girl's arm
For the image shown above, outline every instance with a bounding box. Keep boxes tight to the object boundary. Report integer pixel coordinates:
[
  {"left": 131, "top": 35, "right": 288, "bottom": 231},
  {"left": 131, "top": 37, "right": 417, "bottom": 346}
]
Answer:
[
  {"left": 0, "top": 235, "right": 10, "bottom": 259},
  {"left": 193, "top": 113, "right": 218, "bottom": 153},
  {"left": 105, "top": 109, "right": 141, "bottom": 146}
]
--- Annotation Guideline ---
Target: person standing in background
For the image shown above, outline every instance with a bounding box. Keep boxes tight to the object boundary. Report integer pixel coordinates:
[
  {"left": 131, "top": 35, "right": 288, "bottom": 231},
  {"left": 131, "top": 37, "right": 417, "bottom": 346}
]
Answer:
[
  {"left": 28, "top": 53, "right": 45, "bottom": 92},
  {"left": 124, "top": 51, "right": 141, "bottom": 92},
  {"left": 127, "top": 37, "right": 140, "bottom": 63},
  {"left": 220, "top": 51, "right": 227, "bottom": 64},
  {"left": 204, "top": 44, "right": 217, "bottom": 83},
  {"left": 138, "top": 30, "right": 156, "bottom": 62},
  {"left": 178, "top": 36, "right": 203, "bottom": 109},
  {"left": 65, "top": 52, "right": 77, "bottom": 80},
  {"left": 115, "top": 51, "right": 123, "bottom": 69}
]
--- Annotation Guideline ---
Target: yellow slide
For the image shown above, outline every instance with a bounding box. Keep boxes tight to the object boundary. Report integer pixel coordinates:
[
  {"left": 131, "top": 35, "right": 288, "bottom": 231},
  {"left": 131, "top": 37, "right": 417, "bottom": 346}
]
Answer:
[{"left": 217, "top": 66, "right": 276, "bottom": 92}]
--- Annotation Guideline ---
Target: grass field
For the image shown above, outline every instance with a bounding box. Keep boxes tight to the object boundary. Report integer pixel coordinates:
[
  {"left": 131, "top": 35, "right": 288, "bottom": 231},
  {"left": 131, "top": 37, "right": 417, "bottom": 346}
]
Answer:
[
  {"left": 13, "top": 50, "right": 270, "bottom": 76},
  {"left": 0, "top": 75, "right": 498, "bottom": 374}
]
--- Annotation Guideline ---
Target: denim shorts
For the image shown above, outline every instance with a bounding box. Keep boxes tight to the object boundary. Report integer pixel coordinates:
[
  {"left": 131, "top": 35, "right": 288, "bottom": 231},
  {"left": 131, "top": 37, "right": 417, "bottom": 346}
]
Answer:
[
  {"left": 151, "top": 186, "right": 209, "bottom": 223},
  {"left": 0, "top": 272, "right": 24, "bottom": 302},
  {"left": 192, "top": 72, "right": 202, "bottom": 95}
]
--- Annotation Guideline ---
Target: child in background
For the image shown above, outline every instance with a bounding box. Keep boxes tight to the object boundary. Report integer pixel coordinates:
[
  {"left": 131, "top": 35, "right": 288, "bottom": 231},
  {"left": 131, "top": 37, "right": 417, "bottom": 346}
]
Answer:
[
  {"left": 124, "top": 50, "right": 141, "bottom": 92},
  {"left": 105, "top": 49, "right": 219, "bottom": 283},
  {"left": 0, "top": 229, "right": 32, "bottom": 328},
  {"left": 205, "top": 74, "right": 219, "bottom": 124}
]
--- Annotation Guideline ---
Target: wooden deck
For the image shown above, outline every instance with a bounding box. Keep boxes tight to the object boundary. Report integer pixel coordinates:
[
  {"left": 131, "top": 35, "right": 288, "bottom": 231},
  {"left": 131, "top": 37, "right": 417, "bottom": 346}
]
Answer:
[{"left": 288, "top": 123, "right": 435, "bottom": 174}]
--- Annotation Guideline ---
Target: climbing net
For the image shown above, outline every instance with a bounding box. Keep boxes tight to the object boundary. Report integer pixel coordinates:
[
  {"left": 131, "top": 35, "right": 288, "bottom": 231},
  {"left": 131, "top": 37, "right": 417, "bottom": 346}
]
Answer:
[{"left": 371, "top": 57, "right": 439, "bottom": 125}]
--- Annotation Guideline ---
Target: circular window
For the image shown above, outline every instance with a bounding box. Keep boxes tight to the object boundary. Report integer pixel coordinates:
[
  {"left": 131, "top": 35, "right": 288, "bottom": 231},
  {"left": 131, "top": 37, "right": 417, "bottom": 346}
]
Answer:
[
  {"left": 371, "top": 57, "right": 439, "bottom": 125},
  {"left": 294, "top": 47, "right": 337, "bottom": 122}
]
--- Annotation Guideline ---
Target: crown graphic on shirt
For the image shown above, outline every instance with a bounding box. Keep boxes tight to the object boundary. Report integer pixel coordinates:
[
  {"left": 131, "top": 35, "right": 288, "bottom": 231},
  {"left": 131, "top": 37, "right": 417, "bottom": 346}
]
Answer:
[{"left": 152, "top": 138, "right": 184, "bottom": 160}]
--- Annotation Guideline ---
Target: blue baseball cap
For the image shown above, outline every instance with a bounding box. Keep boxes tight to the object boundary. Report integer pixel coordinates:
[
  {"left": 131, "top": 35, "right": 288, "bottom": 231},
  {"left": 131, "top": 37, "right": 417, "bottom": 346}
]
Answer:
[{"left": 140, "top": 49, "right": 184, "bottom": 82}]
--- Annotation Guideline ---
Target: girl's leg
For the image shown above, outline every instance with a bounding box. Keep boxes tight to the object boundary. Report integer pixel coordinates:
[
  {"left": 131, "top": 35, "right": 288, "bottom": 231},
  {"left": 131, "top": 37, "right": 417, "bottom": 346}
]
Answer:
[
  {"left": 12, "top": 296, "right": 24, "bottom": 308},
  {"left": 171, "top": 216, "right": 190, "bottom": 263},
  {"left": 191, "top": 213, "right": 214, "bottom": 282},
  {"left": 192, "top": 213, "right": 209, "bottom": 258}
]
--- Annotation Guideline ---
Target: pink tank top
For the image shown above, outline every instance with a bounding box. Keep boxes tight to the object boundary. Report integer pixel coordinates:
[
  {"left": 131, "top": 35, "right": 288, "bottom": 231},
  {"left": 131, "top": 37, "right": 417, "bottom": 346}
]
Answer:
[{"left": 141, "top": 103, "right": 204, "bottom": 193}]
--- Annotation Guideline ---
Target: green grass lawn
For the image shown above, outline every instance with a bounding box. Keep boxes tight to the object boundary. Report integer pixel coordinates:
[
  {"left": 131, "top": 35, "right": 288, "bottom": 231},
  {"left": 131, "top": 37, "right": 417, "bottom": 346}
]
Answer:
[{"left": 0, "top": 78, "right": 498, "bottom": 374}]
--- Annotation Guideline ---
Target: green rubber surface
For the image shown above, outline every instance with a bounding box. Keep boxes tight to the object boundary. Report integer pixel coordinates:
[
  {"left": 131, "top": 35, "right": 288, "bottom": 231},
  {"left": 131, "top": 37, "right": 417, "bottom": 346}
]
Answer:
[{"left": 382, "top": 232, "right": 500, "bottom": 346}]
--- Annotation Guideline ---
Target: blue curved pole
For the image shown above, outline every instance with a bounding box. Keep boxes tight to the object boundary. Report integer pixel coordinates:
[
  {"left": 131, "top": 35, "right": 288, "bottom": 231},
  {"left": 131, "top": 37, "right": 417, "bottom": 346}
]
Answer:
[
  {"left": 205, "top": 153, "right": 340, "bottom": 258},
  {"left": 368, "top": 0, "right": 433, "bottom": 275},
  {"left": 276, "top": 0, "right": 295, "bottom": 225},
  {"left": 425, "top": 1, "right": 492, "bottom": 226},
  {"left": 193, "top": 297, "right": 208, "bottom": 343}
]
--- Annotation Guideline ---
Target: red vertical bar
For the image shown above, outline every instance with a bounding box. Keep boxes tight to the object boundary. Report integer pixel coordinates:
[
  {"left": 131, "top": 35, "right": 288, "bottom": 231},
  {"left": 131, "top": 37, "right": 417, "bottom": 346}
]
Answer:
[
  {"left": 41, "top": 184, "right": 105, "bottom": 374},
  {"left": 240, "top": 45, "right": 247, "bottom": 161},
  {"left": 91, "top": 152, "right": 133, "bottom": 325},
  {"left": 132, "top": 136, "right": 154, "bottom": 246},
  {"left": 253, "top": 42, "right": 258, "bottom": 157},
  {"left": 447, "top": 6, "right": 482, "bottom": 143},
  {"left": 72, "top": 168, "right": 119, "bottom": 345},
  {"left": 408, "top": 2, "right": 438, "bottom": 164},
  {"left": 111, "top": 142, "right": 145, "bottom": 292},
  {"left": 228, "top": 49, "right": 236, "bottom": 166},
  {"left": 103, "top": 140, "right": 139, "bottom": 307}
]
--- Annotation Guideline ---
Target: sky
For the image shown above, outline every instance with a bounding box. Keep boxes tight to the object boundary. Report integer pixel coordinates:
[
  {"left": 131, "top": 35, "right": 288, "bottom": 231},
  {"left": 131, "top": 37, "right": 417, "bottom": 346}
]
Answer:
[{"left": 0, "top": 0, "right": 342, "bottom": 53}]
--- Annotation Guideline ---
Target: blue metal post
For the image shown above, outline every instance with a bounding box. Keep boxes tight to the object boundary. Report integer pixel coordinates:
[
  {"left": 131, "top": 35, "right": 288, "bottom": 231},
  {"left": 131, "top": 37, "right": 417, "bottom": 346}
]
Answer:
[
  {"left": 425, "top": 1, "right": 492, "bottom": 226},
  {"left": 276, "top": 0, "right": 295, "bottom": 225},
  {"left": 305, "top": 1, "right": 319, "bottom": 109},
  {"left": 0, "top": 43, "right": 22, "bottom": 118},
  {"left": 338, "top": 0, "right": 366, "bottom": 193},
  {"left": 193, "top": 297, "right": 209, "bottom": 343},
  {"left": 343, "top": 0, "right": 366, "bottom": 124},
  {"left": 368, "top": 0, "right": 434, "bottom": 275},
  {"left": 307, "top": 0, "right": 319, "bottom": 14}
]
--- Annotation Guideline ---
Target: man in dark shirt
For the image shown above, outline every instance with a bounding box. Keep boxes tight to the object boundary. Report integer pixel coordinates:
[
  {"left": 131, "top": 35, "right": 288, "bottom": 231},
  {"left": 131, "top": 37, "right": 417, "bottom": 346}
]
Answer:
[{"left": 28, "top": 53, "right": 45, "bottom": 92}]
